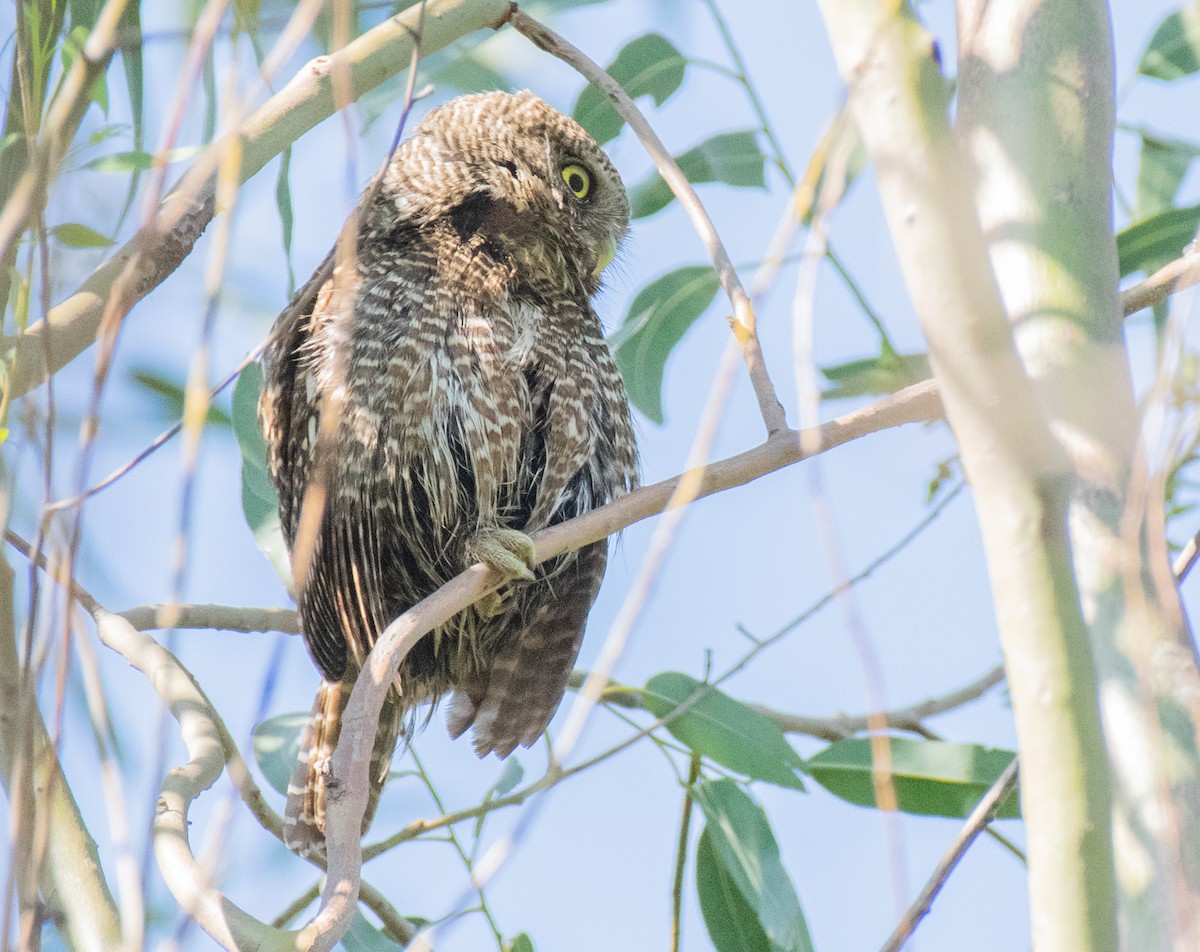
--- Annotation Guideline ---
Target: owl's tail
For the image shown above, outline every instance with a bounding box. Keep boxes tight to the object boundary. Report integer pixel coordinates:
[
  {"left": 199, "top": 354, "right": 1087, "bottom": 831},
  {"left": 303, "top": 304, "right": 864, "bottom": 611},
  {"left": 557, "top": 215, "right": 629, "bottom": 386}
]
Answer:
[{"left": 283, "top": 678, "right": 404, "bottom": 858}]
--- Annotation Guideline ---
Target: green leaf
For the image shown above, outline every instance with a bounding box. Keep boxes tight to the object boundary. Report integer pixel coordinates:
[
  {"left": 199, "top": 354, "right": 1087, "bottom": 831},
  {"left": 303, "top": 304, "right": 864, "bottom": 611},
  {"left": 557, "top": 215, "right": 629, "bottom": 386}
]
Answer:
[
  {"left": 60, "top": 25, "right": 109, "bottom": 115},
  {"left": 807, "top": 737, "right": 1020, "bottom": 819},
  {"left": 431, "top": 52, "right": 509, "bottom": 95},
  {"left": 82, "top": 146, "right": 200, "bottom": 173},
  {"left": 642, "top": 672, "right": 806, "bottom": 791},
  {"left": 50, "top": 222, "right": 114, "bottom": 248},
  {"left": 798, "top": 113, "right": 867, "bottom": 225},
  {"left": 233, "top": 362, "right": 293, "bottom": 589},
  {"left": 118, "top": 3, "right": 144, "bottom": 150},
  {"left": 1116, "top": 203, "right": 1200, "bottom": 278},
  {"left": 572, "top": 34, "right": 686, "bottom": 145},
  {"left": 504, "top": 934, "right": 535, "bottom": 952},
  {"left": 341, "top": 911, "right": 407, "bottom": 951},
  {"left": 611, "top": 266, "right": 721, "bottom": 424},
  {"left": 129, "top": 369, "right": 233, "bottom": 428},
  {"left": 474, "top": 756, "right": 525, "bottom": 839},
  {"left": 251, "top": 711, "right": 308, "bottom": 797},
  {"left": 1138, "top": 2, "right": 1200, "bottom": 80},
  {"left": 629, "top": 131, "right": 767, "bottom": 220},
  {"left": 820, "top": 349, "right": 931, "bottom": 400},
  {"left": 1137, "top": 133, "right": 1200, "bottom": 218},
  {"left": 696, "top": 827, "right": 772, "bottom": 952},
  {"left": 233, "top": 0, "right": 261, "bottom": 33},
  {"left": 277, "top": 147, "right": 297, "bottom": 296},
  {"left": 693, "top": 780, "right": 814, "bottom": 952}
]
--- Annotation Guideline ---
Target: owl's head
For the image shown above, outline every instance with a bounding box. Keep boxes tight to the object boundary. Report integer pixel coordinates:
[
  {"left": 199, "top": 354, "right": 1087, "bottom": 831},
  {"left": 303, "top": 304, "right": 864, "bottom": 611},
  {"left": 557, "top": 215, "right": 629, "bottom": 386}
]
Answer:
[{"left": 381, "top": 90, "right": 629, "bottom": 294}]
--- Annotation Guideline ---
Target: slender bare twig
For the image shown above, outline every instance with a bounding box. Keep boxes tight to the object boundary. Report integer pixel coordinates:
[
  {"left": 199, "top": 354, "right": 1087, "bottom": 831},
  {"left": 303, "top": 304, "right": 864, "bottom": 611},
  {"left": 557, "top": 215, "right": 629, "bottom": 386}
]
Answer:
[
  {"left": 1173, "top": 531, "right": 1200, "bottom": 581},
  {"left": 752, "top": 663, "right": 1006, "bottom": 741},
  {"left": 671, "top": 754, "right": 701, "bottom": 952},
  {"left": 507, "top": 6, "right": 787, "bottom": 436},
  {"left": 878, "top": 759, "right": 1020, "bottom": 952},
  {"left": 1119, "top": 247, "right": 1200, "bottom": 317}
]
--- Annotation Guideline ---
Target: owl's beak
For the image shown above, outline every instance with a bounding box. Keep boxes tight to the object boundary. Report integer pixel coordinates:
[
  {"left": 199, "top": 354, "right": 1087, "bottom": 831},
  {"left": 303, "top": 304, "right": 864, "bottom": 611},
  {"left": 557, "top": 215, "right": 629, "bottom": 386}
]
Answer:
[{"left": 592, "top": 237, "right": 618, "bottom": 276}]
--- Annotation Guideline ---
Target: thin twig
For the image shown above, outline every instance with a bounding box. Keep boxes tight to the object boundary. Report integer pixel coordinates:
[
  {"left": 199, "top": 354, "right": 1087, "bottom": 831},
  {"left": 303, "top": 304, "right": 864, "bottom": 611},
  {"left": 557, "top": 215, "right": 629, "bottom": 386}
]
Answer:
[
  {"left": 878, "top": 759, "right": 1020, "bottom": 952},
  {"left": 671, "top": 754, "right": 701, "bottom": 952},
  {"left": 507, "top": 6, "right": 788, "bottom": 436},
  {"left": 1119, "top": 247, "right": 1200, "bottom": 317}
]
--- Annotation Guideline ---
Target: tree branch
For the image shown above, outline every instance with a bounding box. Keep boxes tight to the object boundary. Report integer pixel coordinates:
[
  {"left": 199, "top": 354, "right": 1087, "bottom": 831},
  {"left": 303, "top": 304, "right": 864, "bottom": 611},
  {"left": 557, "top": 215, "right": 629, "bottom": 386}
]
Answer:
[
  {"left": 879, "top": 758, "right": 1020, "bottom": 952},
  {"left": 816, "top": 3, "right": 1117, "bottom": 949},
  {"left": 0, "top": 558, "right": 122, "bottom": 952},
  {"left": 311, "top": 380, "right": 940, "bottom": 946}
]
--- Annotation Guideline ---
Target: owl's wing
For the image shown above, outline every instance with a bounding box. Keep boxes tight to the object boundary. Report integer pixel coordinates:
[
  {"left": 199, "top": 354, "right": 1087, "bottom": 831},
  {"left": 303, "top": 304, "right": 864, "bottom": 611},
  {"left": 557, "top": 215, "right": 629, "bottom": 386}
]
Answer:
[
  {"left": 259, "top": 250, "right": 337, "bottom": 544},
  {"left": 447, "top": 540, "right": 607, "bottom": 758},
  {"left": 261, "top": 250, "right": 390, "bottom": 681}
]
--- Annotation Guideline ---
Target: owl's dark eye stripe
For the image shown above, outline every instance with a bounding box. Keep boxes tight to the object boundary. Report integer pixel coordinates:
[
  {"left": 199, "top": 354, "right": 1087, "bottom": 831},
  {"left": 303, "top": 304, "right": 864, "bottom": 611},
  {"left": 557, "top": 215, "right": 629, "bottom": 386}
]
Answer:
[{"left": 449, "top": 191, "right": 493, "bottom": 241}]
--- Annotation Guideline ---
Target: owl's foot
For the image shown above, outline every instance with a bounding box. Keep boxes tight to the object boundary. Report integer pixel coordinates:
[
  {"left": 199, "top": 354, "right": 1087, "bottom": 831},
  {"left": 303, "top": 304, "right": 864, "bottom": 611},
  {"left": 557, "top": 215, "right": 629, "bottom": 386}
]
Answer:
[
  {"left": 467, "top": 527, "right": 537, "bottom": 582},
  {"left": 468, "top": 528, "right": 537, "bottom": 619}
]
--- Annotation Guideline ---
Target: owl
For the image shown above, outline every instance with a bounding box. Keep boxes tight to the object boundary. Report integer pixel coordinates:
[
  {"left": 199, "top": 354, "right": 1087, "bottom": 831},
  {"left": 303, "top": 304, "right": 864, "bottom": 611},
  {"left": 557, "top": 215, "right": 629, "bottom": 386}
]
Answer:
[{"left": 259, "top": 90, "right": 638, "bottom": 856}]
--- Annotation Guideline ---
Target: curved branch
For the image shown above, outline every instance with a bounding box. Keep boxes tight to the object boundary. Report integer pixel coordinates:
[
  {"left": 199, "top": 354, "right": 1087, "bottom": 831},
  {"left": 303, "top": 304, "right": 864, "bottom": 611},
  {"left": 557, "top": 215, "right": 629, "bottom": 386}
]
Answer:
[
  {"left": 311, "top": 379, "right": 941, "bottom": 944},
  {"left": 508, "top": 6, "right": 787, "bottom": 435},
  {"left": 3, "top": 0, "right": 512, "bottom": 397},
  {"left": 0, "top": 559, "right": 122, "bottom": 952},
  {"left": 567, "top": 663, "right": 1007, "bottom": 743}
]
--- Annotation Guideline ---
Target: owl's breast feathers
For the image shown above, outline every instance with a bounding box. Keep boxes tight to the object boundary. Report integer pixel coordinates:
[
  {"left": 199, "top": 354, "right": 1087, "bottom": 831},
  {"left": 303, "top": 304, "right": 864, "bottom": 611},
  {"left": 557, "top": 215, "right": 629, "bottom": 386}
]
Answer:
[{"left": 268, "top": 233, "right": 636, "bottom": 695}]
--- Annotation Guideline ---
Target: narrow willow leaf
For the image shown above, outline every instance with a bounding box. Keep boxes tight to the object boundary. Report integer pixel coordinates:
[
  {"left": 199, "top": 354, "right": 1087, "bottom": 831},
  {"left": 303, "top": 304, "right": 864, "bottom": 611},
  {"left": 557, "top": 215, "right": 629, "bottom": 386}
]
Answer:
[
  {"left": 130, "top": 369, "right": 232, "bottom": 428},
  {"left": 276, "top": 147, "right": 297, "bottom": 296},
  {"left": 118, "top": 2, "right": 144, "bottom": 149},
  {"left": 643, "top": 672, "right": 806, "bottom": 791},
  {"left": 611, "top": 266, "right": 720, "bottom": 424},
  {"left": 82, "top": 146, "right": 200, "bottom": 173},
  {"left": 232, "top": 362, "right": 293, "bottom": 589},
  {"left": 1137, "top": 133, "right": 1200, "bottom": 218},
  {"left": 697, "top": 827, "right": 772, "bottom": 952},
  {"left": 797, "top": 112, "right": 867, "bottom": 225},
  {"left": 50, "top": 222, "right": 114, "bottom": 248},
  {"left": 807, "top": 737, "right": 1020, "bottom": 819},
  {"left": 629, "top": 130, "right": 767, "bottom": 220},
  {"left": 250, "top": 711, "right": 307, "bottom": 797},
  {"left": 431, "top": 51, "right": 509, "bottom": 94},
  {"left": 693, "top": 780, "right": 814, "bottom": 952},
  {"left": 573, "top": 34, "right": 686, "bottom": 145},
  {"left": 1116, "top": 203, "right": 1200, "bottom": 278},
  {"left": 820, "top": 349, "right": 931, "bottom": 401},
  {"left": 1138, "top": 2, "right": 1200, "bottom": 80}
]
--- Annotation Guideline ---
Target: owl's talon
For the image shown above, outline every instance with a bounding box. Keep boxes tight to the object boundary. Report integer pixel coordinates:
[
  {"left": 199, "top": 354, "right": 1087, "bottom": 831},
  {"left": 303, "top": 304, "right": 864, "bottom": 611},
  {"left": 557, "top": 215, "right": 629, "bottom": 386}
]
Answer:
[
  {"left": 475, "top": 588, "right": 510, "bottom": 619},
  {"left": 467, "top": 527, "right": 537, "bottom": 583}
]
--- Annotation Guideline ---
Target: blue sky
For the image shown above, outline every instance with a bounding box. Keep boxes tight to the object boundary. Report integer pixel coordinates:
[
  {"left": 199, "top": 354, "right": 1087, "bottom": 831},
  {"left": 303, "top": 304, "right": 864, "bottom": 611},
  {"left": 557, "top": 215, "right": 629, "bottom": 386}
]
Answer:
[{"left": 5, "top": 1, "right": 1200, "bottom": 949}]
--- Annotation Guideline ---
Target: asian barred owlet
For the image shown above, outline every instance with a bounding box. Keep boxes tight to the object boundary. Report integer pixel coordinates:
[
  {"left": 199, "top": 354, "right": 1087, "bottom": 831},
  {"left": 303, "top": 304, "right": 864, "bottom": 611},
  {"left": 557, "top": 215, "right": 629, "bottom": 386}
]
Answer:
[{"left": 260, "top": 90, "right": 638, "bottom": 856}]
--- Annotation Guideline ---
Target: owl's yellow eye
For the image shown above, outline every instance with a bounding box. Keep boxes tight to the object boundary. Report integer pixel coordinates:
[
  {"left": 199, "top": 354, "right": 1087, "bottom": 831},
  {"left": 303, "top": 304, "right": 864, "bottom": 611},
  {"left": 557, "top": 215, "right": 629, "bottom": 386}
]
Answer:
[{"left": 561, "top": 164, "right": 591, "bottom": 200}]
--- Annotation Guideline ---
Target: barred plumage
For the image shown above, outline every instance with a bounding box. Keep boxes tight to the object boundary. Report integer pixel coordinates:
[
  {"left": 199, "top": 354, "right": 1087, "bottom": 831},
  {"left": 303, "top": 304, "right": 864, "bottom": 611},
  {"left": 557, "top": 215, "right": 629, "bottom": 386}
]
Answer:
[{"left": 260, "top": 91, "right": 638, "bottom": 856}]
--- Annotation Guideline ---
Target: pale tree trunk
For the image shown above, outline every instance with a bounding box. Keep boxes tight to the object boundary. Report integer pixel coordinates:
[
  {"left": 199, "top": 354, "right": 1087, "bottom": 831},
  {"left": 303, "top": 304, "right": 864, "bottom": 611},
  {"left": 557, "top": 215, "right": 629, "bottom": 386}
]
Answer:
[
  {"left": 957, "top": 2, "right": 1200, "bottom": 948},
  {"left": 814, "top": 0, "right": 1143, "bottom": 948}
]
